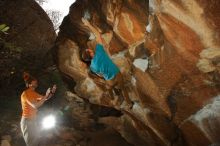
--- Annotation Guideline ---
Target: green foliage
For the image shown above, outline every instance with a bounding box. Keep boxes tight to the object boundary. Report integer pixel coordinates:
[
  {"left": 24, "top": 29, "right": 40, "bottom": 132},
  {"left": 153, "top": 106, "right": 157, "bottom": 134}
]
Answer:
[
  {"left": 4, "top": 42, "right": 23, "bottom": 52},
  {"left": 0, "top": 23, "right": 23, "bottom": 52},
  {"left": 0, "top": 24, "right": 9, "bottom": 34},
  {"left": 0, "top": 23, "right": 25, "bottom": 89}
]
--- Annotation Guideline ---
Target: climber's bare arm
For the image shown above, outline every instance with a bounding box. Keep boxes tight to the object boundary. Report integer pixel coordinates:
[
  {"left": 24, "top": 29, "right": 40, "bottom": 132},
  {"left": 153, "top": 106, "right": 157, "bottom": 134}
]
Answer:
[
  {"left": 82, "top": 18, "right": 111, "bottom": 55},
  {"left": 82, "top": 18, "right": 102, "bottom": 44}
]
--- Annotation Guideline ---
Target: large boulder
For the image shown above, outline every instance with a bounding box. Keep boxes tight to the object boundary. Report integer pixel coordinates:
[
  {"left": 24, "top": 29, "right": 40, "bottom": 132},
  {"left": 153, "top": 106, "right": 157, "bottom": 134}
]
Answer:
[
  {"left": 55, "top": 0, "right": 220, "bottom": 145},
  {"left": 0, "top": 0, "right": 56, "bottom": 90},
  {"left": 0, "top": 0, "right": 55, "bottom": 55}
]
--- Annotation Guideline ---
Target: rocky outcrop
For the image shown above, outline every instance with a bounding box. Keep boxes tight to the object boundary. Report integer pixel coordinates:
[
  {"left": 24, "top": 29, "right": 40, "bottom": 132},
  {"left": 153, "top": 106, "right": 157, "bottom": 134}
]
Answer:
[
  {"left": 55, "top": 0, "right": 220, "bottom": 145},
  {"left": 0, "top": 0, "right": 55, "bottom": 54},
  {"left": 0, "top": 0, "right": 56, "bottom": 80}
]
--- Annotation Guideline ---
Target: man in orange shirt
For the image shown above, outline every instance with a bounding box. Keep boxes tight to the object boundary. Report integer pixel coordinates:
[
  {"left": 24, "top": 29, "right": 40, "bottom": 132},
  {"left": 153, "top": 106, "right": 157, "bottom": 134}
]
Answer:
[{"left": 20, "top": 74, "right": 56, "bottom": 146}]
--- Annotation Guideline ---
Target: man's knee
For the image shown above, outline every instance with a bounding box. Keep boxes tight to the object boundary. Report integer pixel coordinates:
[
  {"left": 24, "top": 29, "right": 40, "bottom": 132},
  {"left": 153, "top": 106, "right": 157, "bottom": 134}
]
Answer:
[
  {"left": 105, "top": 72, "right": 124, "bottom": 90},
  {"left": 106, "top": 80, "right": 115, "bottom": 88}
]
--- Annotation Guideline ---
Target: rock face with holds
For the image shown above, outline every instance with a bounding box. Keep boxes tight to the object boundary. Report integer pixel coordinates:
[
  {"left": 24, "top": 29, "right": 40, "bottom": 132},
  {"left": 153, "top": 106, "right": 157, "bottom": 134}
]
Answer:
[{"left": 54, "top": 0, "right": 220, "bottom": 145}]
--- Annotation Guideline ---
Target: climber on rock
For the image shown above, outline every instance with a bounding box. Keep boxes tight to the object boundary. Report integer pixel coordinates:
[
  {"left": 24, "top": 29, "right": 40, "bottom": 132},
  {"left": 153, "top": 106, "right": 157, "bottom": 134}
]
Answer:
[{"left": 81, "top": 17, "right": 133, "bottom": 109}]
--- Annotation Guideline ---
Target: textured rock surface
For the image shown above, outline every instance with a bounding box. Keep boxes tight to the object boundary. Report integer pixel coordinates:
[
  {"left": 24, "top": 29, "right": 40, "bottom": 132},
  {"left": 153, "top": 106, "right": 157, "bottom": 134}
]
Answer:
[
  {"left": 0, "top": 0, "right": 56, "bottom": 95},
  {"left": 0, "top": 0, "right": 56, "bottom": 70},
  {"left": 55, "top": 0, "right": 220, "bottom": 145},
  {"left": 0, "top": 0, "right": 56, "bottom": 52}
]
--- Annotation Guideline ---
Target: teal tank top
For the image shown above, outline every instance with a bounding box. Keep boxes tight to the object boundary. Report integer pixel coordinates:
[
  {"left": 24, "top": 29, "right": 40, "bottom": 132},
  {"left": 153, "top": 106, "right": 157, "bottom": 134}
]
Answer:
[{"left": 90, "top": 44, "right": 120, "bottom": 80}]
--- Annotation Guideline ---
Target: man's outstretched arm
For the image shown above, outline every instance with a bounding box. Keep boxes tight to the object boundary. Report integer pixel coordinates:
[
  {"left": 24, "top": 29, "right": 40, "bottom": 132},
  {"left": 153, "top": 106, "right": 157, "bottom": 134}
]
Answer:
[
  {"left": 82, "top": 18, "right": 102, "bottom": 43},
  {"left": 81, "top": 18, "right": 111, "bottom": 55},
  {"left": 27, "top": 85, "right": 57, "bottom": 109}
]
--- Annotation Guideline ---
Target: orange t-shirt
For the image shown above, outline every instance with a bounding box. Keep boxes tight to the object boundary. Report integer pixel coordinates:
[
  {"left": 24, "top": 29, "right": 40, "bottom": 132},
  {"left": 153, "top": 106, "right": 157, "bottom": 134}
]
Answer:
[{"left": 21, "top": 88, "right": 42, "bottom": 119}]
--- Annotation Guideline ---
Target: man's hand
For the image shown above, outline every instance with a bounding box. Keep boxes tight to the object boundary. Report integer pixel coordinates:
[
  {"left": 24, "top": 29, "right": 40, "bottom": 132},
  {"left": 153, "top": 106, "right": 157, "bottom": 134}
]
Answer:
[
  {"left": 44, "top": 85, "right": 56, "bottom": 100},
  {"left": 81, "top": 17, "right": 103, "bottom": 45},
  {"left": 82, "top": 17, "right": 90, "bottom": 26},
  {"left": 51, "top": 84, "right": 57, "bottom": 94},
  {"left": 46, "top": 88, "right": 51, "bottom": 96}
]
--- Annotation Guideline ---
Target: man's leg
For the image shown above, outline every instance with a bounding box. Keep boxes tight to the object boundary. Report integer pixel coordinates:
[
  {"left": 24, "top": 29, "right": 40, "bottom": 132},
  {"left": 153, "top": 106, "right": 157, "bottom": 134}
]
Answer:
[
  {"left": 20, "top": 117, "right": 39, "bottom": 146},
  {"left": 114, "top": 73, "right": 133, "bottom": 108},
  {"left": 21, "top": 117, "right": 28, "bottom": 145},
  {"left": 105, "top": 75, "right": 123, "bottom": 104},
  {"left": 106, "top": 73, "right": 133, "bottom": 108}
]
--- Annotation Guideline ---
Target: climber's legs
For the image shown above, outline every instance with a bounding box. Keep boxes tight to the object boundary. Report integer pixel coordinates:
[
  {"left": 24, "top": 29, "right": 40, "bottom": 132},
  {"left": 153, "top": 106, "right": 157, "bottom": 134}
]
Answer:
[{"left": 106, "top": 72, "right": 133, "bottom": 108}]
